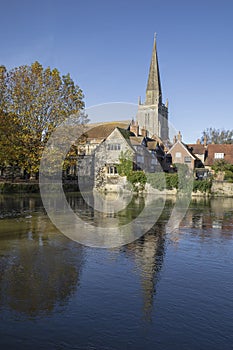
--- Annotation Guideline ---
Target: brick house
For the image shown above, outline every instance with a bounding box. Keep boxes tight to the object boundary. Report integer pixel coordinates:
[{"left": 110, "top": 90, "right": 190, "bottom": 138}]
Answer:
[
  {"left": 187, "top": 142, "right": 206, "bottom": 164},
  {"left": 167, "top": 136, "right": 204, "bottom": 171},
  {"left": 204, "top": 144, "right": 233, "bottom": 167}
]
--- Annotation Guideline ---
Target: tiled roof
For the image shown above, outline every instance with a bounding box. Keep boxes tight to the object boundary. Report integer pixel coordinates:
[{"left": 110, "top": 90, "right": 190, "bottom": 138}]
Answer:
[
  {"left": 187, "top": 144, "right": 205, "bottom": 155},
  {"left": 84, "top": 121, "right": 131, "bottom": 139},
  {"left": 205, "top": 144, "right": 233, "bottom": 166},
  {"left": 147, "top": 141, "right": 157, "bottom": 150},
  {"left": 151, "top": 134, "right": 163, "bottom": 144},
  {"left": 129, "top": 136, "right": 144, "bottom": 145},
  {"left": 168, "top": 141, "right": 196, "bottom": 159}
]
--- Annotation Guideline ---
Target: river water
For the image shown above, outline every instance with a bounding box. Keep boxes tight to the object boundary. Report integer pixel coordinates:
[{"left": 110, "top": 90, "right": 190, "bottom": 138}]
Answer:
[{"left": 0, "top": 193, "right": 232, "bottom": 350}]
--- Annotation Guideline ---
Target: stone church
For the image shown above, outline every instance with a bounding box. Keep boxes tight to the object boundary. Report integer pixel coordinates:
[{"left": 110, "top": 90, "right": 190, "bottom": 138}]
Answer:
[
  {"left": 136, "top": 34, "right": 169, "bottom": 141},
  {"left": 75, "top": 35, "right": 173, "bottom": 191}
]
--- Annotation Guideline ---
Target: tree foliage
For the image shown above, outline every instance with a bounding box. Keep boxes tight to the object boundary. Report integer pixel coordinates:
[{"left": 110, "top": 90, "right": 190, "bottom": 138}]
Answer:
[
  {"left": 117, "top": 151, "right": 147, "bottom": 192},
  {"left": 0, "top": 62, "right": 86, "bottom": 176},
  {"left": 211, "top": 160, "right": 233, "bottom": 182},
  {"left": 117, "top": 150, "right": 134, "bottom": 176},
  {"left": 192, "top": 178, "right": 212, "bottom": 193},
  {"left": 201, "top": 127, "right": 233, "bottom": 144},
  {"left": 147, "top": 163, "right": 194, "bottom": 192}
]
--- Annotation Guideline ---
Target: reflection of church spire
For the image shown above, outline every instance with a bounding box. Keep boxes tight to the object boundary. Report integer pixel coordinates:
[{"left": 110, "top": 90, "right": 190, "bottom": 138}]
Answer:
[
  {"left": 146, "top": 33, "right": 162, "bottom": 106},
  {"left": 133, "top": 226, "right": 165, "bottom": 320}
]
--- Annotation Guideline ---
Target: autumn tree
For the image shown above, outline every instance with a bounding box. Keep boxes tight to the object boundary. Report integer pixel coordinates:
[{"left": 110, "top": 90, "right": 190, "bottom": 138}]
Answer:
[
  {"left": 0, "top": 61, "right": 87, "bottom": 177},
  {"left": 201, "top": 128, "right": 233, "bottom": 144}
]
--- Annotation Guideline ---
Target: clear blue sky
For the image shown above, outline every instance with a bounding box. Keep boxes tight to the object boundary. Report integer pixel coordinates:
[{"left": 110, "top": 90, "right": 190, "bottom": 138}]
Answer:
[{"left": 1, "top": 0, "right": 233, "bottom": 142}]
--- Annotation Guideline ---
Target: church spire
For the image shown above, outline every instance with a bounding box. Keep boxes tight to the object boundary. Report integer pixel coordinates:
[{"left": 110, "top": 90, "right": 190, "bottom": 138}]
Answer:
[{"left": 146, "top": 33, "right": 162, "bottom": 105}]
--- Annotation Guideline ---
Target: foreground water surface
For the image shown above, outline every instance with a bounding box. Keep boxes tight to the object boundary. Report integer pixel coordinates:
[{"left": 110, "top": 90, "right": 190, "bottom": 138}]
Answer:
[{"left": 0, "top": 193, "right": 233, "bottom": 350}]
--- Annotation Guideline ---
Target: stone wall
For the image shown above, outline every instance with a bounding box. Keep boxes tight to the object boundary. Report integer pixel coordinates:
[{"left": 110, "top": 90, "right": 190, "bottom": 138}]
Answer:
[{"left": 211, "top": 181, "right": 233, "bottom": 197}]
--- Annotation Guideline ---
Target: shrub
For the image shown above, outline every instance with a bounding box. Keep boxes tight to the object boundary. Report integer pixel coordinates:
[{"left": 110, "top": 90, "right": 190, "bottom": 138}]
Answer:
[
  {"left": 146, "top": 172, "right": 179, "bottom": 191},
  {"left": 146, "top": 172, "right": 166, "bottom": 190},
  {"left": 128, "top": 171, "right": 147, "bottom": 192},
  {"left": 192, "top": 178, "right": 212, "bottom": 193},
  {"left": 224, "top": 170, "right": 233, "bottom": 182}
]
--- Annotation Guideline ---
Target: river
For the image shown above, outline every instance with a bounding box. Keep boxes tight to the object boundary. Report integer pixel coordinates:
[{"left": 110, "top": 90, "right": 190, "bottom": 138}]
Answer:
[{"left": 0, "top": 193, "right": 232, "bottom": 350}]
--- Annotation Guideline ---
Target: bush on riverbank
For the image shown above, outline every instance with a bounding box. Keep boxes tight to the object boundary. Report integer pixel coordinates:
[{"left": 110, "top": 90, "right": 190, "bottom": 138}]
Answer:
[
  {"left": 211, "top": 160, "right": 233, "bottom": 182},
  {"left": 192, "top": 178, "right": 212, "bottom": 193},
  {"left": 0, "top": 182, "right": 40, "bottom": 193},
  {"left": 146, "top": 172, "right": 177, "bottom": 190},
  {"left": 0, "top": 182, "right": 79, "bottom": 194},
  {"left": 146, "top": 172, "right": 213, "bottom": 193}
]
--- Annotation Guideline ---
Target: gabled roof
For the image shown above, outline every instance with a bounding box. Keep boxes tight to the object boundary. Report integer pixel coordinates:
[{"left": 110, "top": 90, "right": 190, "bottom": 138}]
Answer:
[
  {"left": 84, "top": 121, "right": 131, "bottom": 140},
  {"left": 147, "top": 141, "right": 157, "bottom": 150},
  {"left": 129, "top": 136, "right": 145, "bottom": 145},
  {"left": 105, "top": 127, "right": 136, "bottom": 152},
  {"left": 167, "top": 140, "right": 196, "bottom": 159},
  {"left": 151, "top": 134, "right": 163, "bottom": 145},
  {"left": 187, "top": 143, "right": 206, "bottom": 155},
  {"left": 205, "top": 144, "right": 233, "bottom": 166}
]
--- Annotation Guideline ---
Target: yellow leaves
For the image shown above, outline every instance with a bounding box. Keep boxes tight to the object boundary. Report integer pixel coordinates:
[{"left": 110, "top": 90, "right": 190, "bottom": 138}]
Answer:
[{"left": 1, "top": 61, "right": 86, "bottom": 174}]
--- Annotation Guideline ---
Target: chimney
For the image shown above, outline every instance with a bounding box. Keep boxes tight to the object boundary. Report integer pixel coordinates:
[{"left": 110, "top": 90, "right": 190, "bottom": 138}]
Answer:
[
  {"left": 130, "top": 120, "right": 139, "bottom": 136},
  {"left": 203, "top": 135, "right": 207, "bottom": 147},
  {"left": 173, "top": 135, "right": 177, "bottom": 144},
  {"left": 196, "top": 138, "right": 201, "bottom": 144},
  {"left": 177, "top": 131, "right": 182, "bottom": 141},
  {"left": 141, "top": 126, "right": 147, "bottom": 137}
]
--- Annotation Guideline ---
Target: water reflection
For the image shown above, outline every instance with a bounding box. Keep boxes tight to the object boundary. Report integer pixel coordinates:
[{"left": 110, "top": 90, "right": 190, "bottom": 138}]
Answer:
[
  {"left": 0, "top": 193, "right": 169, "bottom": 320},
  {"left": 1, "top": 194, "right": 233, "bottom": 349},
  {"left": 0, "top": 194, "right": 44, "bottom": 219},
  {"left": 126, "top": 224, "right": 166, "bottom": 320},
  {"left": 180, "top": 197, "right": 233, "bottom": 238},
  {"left": 0, "top": 209, "right": 84, "bottom": 317},
  {"left": 0, "top": 193, "right": 233, "bottom": 321}
]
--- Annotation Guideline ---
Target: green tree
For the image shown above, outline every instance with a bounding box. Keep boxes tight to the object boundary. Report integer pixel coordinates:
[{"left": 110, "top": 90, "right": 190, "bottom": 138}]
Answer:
[
  {"left": 0, "top": 62, "right": 86, "bottom": 177},
  {"left": 117, "top": 150, "right": 134, "bottom": 176},
  {"left": 211, "top": 160, "right": 233, "bottom": 182},
  {"left": 201, "top": 127, "right": 233, "bottom": 144},
  {"left": 117, "top": 150, "right": 147, "bottom": 192}
]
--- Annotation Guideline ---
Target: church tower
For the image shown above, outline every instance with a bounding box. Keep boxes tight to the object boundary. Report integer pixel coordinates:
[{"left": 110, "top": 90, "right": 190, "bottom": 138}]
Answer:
[{"left": 136, "top": 35, "right": 169, "bottom": 141}]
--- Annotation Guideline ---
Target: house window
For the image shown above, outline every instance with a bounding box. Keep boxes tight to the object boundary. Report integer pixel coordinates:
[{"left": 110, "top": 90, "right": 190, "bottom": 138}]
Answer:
[
  {"left": 184, "top": 156, "right": 192, "bottom": 163},
  {"left": 107, "top": 143, "right": 121, "bottom": 151},
  {"left": 214, "top": 153, "right": 224, "bottom": 159},
  {"left": 175, "top": 152, "right": 181, "bottom": 158},
  {"left": 137, "top": 155, "right": 144, "bottom": 163},
  {"left": 107, "top": 166, "right": 118, "bottom": 175}
]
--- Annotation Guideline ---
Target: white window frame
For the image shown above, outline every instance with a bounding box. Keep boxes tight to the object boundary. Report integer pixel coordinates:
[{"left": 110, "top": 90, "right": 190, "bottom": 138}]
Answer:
[{"left": 214, "top": 153, "right": 224, "bottom": 159}]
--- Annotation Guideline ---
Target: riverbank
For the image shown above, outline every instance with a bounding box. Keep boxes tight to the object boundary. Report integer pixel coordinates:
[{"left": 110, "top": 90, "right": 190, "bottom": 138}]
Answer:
[
  {"left": 1, "top": 180, "right": 233, "bottom": 197},
  {"left": 0, "top": 182, "right": 79, "bottom": 194}
]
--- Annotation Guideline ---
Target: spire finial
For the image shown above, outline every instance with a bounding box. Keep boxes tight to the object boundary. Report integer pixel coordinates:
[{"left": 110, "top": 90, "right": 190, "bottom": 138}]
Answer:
[{"left": 154, "top": 32, "right": 157, "bottom": 40}]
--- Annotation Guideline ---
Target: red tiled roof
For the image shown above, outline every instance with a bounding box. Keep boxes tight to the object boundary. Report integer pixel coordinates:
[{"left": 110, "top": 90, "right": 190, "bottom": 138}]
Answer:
[
  {"left": 187, "top": 144, "right": 205, "bottom": 155},
  {"left": 205, "top": 144, "right": 233, "bottom": 166}
]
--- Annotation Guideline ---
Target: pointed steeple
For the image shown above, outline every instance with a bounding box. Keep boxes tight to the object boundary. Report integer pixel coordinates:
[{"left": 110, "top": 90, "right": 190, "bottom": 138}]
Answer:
[{"left": 145, "top": 34, "right": 162, "bottom": 105}]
